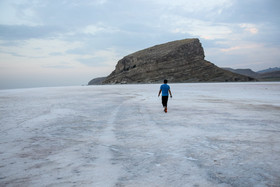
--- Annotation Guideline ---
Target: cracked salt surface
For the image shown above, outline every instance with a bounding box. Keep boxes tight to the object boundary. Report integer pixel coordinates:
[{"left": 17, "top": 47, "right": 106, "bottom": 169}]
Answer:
[{"left": 0, "top": 82, "right": 280, "bottom": 186}]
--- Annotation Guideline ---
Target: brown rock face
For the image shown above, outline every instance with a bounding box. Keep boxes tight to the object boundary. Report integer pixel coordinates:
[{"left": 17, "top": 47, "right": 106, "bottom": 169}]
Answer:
[{"left": 103, "top": 38, "right": 255, "bottom": 84}]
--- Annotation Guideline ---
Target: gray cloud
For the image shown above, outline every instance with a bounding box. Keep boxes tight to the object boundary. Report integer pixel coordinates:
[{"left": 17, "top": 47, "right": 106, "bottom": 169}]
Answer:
[
  {"left": 0, "top": 0, "right": 280, "bottom": 89},
  {"left": 226, "top": 0, "right": 280, "bottom": 24},
  {"left": 78, "top": 57, "right": 108, "bottom": 67},
  {"left": 0, "top": 25, "right": 63, "bottom": 40}
]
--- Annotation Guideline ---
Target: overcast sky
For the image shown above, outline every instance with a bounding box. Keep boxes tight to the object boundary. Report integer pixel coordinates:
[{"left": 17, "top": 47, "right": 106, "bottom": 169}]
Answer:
[{"left": 0, "top": 0, "right": 280, "bottom": 89}]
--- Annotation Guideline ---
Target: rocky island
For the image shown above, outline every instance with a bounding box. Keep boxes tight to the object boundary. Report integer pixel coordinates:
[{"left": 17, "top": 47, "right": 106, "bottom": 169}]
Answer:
[{"left": 89, "top": 38, "right": 255, "bottom": 84}]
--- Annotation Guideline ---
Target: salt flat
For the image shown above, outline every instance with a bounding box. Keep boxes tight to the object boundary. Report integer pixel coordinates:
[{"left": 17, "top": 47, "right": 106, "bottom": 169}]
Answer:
[{"left": 0, "top": 82, "right": 280, "bottom": 187}]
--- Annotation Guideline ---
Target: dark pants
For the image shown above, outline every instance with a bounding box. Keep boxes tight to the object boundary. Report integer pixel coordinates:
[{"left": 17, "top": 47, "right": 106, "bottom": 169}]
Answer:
[{"left": 162, "top": 96, "right": 168, "bottom": 107}]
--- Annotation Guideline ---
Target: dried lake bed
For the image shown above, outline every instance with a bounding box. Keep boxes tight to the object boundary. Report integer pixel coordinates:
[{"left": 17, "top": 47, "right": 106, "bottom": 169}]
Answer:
[{"left": 0, "top": 82, "right": 280, "bottom": 186}]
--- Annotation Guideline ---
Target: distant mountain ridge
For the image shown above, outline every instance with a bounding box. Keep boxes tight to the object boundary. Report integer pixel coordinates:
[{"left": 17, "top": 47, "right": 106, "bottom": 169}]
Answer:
[
  {"left": 88, "top": 77, "right": 106, "bottom": 85},
  {"left": 257, "top": 67, "right": 280, "bottom": 74},
  {"left": 222, "top": 68, "right": 259, "bottom": 78},
  {"left": 222, "top": 67, "right": 280, "bottom": 81}
]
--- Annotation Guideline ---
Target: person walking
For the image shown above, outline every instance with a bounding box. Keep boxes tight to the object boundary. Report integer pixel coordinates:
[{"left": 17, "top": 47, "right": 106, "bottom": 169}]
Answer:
[{"left": 158, "top": 79, "right": 172, "bottom": 113}]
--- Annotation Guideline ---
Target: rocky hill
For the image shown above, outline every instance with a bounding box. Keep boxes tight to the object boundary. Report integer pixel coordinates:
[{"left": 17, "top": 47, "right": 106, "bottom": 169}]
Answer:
[{"left": 95, "top": 39, "right": 255, "bottom": 84}]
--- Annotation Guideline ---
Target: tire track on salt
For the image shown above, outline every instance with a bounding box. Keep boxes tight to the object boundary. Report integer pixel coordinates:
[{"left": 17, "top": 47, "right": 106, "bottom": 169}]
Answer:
[{"left": 90, "top": 103, "right": 123, "bottom": 186}]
